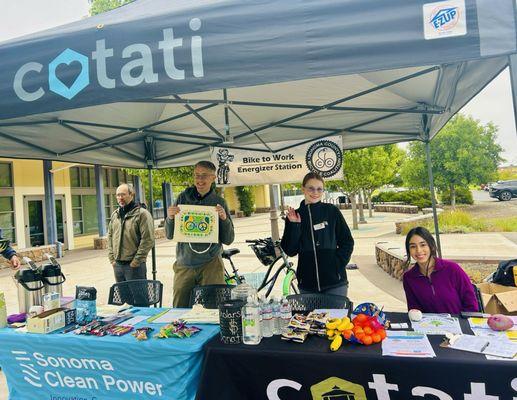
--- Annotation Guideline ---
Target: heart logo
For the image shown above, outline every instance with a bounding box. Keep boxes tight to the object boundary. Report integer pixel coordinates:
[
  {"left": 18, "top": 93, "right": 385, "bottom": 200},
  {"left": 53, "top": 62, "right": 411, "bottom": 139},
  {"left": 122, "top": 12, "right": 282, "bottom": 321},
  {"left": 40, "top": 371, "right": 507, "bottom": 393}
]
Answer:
[{"left": 48, "top": 48, "right": 90, "bottom": 100}]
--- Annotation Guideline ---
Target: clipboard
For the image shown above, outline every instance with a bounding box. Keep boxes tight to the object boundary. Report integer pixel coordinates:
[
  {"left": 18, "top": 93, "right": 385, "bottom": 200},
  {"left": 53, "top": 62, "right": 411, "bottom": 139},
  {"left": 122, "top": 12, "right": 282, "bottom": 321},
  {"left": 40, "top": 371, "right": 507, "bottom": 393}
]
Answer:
[{"left": 441, "top": 333, "right": 517, "bottom": 359}]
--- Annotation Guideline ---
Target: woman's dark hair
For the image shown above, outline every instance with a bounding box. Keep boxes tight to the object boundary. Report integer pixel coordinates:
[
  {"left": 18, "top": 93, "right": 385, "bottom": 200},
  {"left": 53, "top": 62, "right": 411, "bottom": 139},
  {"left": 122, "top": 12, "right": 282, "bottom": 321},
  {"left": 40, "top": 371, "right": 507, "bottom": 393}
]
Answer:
[
  {"left": 302, "top": 172, "right": 324, "bottom": 187},
  {"left": 404, "top": 226, "right": 438, "bottom": 265}
]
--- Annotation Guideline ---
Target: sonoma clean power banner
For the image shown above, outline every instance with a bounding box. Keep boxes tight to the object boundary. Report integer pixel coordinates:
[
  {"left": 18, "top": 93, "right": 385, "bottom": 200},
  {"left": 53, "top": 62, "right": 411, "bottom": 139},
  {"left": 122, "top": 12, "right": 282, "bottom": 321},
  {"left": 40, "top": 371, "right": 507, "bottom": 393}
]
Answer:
[{"left": 211, "top": 136, "right": 343, "bottom": 186}]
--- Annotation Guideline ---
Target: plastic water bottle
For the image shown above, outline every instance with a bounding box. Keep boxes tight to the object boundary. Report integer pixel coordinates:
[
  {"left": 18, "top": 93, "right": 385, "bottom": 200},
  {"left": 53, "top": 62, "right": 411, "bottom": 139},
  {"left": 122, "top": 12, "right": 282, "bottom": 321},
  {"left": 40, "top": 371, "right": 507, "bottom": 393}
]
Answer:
[
  {"left": 231, "top": 282, "right": 256, "bottom": 303},
  {"left": 242, "top": 295, "right": 261, "bottom": 345},
  {"left": 260, "top": 295, "right": 273, "bottom": 338},
  {"left": 279, "top": 297, "right": 292, "bottom": 332},
  {"left": 271, "top": 297, "right": 281, "bottom": 335}
]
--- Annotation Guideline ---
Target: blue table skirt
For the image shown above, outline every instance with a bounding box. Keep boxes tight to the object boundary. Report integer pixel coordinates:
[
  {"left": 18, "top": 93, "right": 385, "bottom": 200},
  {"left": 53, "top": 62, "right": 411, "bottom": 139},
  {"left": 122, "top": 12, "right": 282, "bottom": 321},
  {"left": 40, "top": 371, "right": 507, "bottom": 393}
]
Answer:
[{"left": 0, "top": 308, "right": 219, "bottom": 400}]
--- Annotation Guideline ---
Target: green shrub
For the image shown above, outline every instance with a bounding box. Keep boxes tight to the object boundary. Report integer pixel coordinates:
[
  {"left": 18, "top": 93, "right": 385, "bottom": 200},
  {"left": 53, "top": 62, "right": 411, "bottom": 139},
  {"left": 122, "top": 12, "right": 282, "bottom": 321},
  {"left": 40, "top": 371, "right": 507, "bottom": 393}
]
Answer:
[
  {"left": 440, "top": 187, "right": 474, "bottom": 205},
  {"left": 372, "top": 189, "right": 432, "bottom": 209},
  {"left": 235, "top": 186, "right": 255, "bottom": 217}
]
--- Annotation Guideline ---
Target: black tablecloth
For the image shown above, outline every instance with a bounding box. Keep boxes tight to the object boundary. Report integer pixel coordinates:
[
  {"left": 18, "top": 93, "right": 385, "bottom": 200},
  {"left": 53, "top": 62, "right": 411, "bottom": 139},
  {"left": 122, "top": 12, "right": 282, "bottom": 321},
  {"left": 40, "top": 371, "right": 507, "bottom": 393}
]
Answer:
[{"left": 196, "top": 313, "right": 516, "bottom": 400}]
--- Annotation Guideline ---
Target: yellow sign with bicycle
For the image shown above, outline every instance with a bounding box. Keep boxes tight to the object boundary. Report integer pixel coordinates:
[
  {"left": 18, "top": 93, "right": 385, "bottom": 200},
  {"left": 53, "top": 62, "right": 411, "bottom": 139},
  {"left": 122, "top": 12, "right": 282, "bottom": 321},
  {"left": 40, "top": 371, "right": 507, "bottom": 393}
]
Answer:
[{"left": 173, "top": 205, "right": 219, "bottom": 243}]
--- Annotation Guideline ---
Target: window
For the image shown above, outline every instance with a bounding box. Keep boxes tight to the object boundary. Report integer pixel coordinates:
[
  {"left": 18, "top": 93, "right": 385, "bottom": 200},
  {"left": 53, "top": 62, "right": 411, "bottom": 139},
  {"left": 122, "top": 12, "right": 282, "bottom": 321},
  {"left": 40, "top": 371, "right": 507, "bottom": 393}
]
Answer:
[
  {"left": 0, "top": 163, "right": 13, "bottom": 188},
  {"left": 72, "top": 195, "right": 83, "bottom": 235},
  {"left": 70, "top": 166, "right": 95, "bottom": 188},
  {"left": 0, "top": 196, "right": 15, "bottom": 243}
]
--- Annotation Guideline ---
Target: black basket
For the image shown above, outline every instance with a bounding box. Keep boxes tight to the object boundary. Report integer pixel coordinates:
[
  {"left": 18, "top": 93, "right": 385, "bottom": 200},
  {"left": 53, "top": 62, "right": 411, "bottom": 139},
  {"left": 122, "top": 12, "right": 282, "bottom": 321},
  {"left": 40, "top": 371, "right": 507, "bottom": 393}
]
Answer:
[
  {"left": 108, "top": 279, "right": 163, "bottom": 307},
  {"left": 286, "top": 293, "right": 352, "bottom": 313},
  {"left": 251, "top": 238, "right": 277, "bottom": 266},
  {"left": 219, "top": 299, "right": 245, "bottom": 344},
  {"left": 189, "top": 284, "right": 235, "bottom": 309}
]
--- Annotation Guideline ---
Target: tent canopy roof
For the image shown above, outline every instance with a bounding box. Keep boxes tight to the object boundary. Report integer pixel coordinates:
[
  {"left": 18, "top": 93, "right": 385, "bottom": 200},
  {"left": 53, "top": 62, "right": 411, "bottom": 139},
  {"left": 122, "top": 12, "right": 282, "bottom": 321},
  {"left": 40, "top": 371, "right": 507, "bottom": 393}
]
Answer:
[{"left": 0, "top": 0, "right": 515, "bottom": 168}]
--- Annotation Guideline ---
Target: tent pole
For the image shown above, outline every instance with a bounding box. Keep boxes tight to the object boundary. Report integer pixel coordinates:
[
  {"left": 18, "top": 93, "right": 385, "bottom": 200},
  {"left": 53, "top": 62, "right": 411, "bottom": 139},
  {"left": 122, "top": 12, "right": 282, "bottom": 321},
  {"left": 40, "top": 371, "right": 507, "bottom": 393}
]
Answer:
[
  {"left": 148, "top": 167, "right": 157, "bottom": 281},
  {"left": 94, "top": 165, "right": 107, "bottom": 238},
  {"left": 425, "top": 140, "right": 442, "bottom": 258},
  {"left": 508, "top": 55, "right": 517, "bottom": 139},
  {"left": 269, "top": 185, "right": 280, "bottom": 242},
  {"left": 43, "top": 160, "right": 58, "bottom": 249}
]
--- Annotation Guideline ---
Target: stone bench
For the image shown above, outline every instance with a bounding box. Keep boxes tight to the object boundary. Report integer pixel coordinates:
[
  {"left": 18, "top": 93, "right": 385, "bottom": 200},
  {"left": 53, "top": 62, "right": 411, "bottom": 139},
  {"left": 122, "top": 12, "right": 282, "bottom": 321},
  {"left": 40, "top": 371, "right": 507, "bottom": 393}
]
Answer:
[
  {"left": 373, "top": 201, "right": 405, "bottom": 205},
  {"left": 373, "top": 204, "right": 419, "bottom": 214},
  {"left": 0, "top": 244, "right": 57, "bottom": 270},
  {"left": 394, "top": 209, "right": 443, "bottom": 234},
  {"left": 375, "top": 242, "right": 408, "bottom": 281}
]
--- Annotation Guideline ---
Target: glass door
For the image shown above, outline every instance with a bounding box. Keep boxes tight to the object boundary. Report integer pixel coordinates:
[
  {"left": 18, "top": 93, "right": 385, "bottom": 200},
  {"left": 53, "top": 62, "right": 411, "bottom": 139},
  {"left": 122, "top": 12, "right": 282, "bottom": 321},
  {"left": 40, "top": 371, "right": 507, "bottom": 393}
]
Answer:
[{"left": 27, "top": 199, "right": 45, "bottom": 246}]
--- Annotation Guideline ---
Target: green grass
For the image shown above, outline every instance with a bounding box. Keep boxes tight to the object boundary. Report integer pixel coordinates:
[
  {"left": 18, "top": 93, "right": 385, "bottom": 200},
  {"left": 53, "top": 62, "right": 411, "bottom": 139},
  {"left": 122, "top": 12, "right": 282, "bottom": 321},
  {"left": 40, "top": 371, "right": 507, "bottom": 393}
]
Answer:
[{"left": 400, "top": 210, "right": 517, "bottom": 235}]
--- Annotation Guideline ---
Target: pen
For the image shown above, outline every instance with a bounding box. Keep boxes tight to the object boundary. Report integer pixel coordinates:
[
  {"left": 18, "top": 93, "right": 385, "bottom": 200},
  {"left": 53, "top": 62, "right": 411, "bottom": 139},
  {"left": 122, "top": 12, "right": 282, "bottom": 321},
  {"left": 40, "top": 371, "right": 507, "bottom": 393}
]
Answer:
[{"left": 61, "top": 324, "right": 79, "bottom": 334}]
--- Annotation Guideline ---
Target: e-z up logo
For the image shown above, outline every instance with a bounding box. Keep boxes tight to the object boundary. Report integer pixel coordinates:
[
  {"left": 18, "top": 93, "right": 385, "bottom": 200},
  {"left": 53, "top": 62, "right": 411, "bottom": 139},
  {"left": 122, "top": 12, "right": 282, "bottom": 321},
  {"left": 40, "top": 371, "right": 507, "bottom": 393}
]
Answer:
[
  {"left": 423, "top": 0, "right": 466, "bottom": 40},
  {"left": 13, "top": 18, "right": 205, "bottom": 101},
  {"left": 305, "top": 140, "right": 342, "bottom": 178}
]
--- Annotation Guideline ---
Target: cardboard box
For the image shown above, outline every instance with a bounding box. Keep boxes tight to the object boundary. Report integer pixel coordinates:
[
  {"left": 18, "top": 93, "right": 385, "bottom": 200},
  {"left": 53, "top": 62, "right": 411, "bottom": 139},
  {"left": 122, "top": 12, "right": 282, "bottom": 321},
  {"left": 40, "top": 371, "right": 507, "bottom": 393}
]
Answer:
[
  {"left": 476, "top": 283, "right": 517, "bottom": 315},
  {"left": 27, "top": 309, "right": 65, "bottom": 334}
]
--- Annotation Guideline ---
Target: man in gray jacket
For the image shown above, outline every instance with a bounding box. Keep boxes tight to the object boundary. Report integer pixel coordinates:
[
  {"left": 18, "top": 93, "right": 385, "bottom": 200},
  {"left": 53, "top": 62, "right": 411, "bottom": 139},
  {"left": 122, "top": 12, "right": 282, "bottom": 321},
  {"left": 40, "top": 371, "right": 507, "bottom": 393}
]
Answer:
[
  {"left": 166, "top": 161, "right": 235, "bottom": 307},
  {"left": 108, "top": 183, "right": 155, "bottom": 283}
]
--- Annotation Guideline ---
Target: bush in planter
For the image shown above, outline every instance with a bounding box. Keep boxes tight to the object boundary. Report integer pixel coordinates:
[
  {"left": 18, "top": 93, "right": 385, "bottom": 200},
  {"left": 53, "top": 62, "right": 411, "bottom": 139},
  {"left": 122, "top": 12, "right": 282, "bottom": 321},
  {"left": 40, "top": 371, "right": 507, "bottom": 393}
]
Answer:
[
  {"left": 440, "top": 187, "right": 474, "bottom": 205},
  {"left": 235, "top": 186, "right": 255, "bottom": 216},
  {"left": 372, "top": 189, "right": 432, "bottom": 209},
  {"left": 372, "top": 191, "right": 397, "bottom": 203}
]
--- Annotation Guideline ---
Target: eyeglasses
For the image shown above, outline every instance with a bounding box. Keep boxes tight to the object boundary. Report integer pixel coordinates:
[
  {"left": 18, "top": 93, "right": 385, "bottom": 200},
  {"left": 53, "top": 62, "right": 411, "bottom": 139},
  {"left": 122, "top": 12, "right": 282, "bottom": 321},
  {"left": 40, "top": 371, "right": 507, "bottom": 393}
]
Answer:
[
  {"left": 305, "top": 186, "right": 324, "bottom": 193},
  {"left": 194, "top": 174, "right": 214, "bottom": 180}
]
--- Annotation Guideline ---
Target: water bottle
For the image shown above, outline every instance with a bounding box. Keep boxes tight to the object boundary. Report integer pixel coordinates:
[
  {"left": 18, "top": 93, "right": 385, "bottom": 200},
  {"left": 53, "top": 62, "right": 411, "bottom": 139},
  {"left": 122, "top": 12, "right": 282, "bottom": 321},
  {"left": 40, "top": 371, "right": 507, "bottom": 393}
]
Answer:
[
  {"left": 279, "top": 297, "right": 292, "bottom": 332},
  {"left": 271, "top": 297, "right": 281, "bottom": 335},
  {"left": 260, "top": 295, "right": 273, "bottom": 338},
  {"left": 231, "top": 282, "right": 256, "bottom": 303},
  {"left": 242, "top": 296, "right": 261, "bottom": 345}
]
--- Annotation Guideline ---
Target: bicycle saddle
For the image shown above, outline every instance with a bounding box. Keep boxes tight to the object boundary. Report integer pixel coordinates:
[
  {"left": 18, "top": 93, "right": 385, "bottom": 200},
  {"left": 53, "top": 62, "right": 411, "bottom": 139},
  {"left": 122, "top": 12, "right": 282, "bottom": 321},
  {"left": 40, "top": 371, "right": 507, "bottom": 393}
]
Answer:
[{"left": 222, "top": 248, "right": 240, "bottom": 259}]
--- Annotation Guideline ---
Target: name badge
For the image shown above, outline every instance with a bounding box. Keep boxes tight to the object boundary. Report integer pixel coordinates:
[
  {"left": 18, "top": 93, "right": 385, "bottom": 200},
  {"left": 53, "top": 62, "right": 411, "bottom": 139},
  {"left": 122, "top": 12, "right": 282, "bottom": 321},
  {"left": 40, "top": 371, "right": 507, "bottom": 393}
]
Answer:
[{"left": 313, "top": 221, "right": 328, "bottom": 231}]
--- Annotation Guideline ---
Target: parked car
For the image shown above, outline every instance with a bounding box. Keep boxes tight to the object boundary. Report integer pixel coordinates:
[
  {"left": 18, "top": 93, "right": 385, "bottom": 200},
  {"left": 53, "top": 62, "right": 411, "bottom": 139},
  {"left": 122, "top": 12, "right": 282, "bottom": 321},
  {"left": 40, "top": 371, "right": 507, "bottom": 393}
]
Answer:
[
  {"left": 489, "top": 180, "right": 517, "bottom": 201},
  {"left": 484, "top": 182, "right": 496, "bottom": 191}
]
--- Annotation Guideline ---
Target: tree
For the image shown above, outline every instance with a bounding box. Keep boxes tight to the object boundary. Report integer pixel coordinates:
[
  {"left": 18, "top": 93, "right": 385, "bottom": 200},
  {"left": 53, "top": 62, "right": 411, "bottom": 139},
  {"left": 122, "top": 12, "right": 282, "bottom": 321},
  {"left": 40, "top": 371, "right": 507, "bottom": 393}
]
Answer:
[
  {"left": 401, "top": 114, "right": 502, "bottom": 207},
  {"left": 90, "top": 0, "right": 135, "bottom": 15}
]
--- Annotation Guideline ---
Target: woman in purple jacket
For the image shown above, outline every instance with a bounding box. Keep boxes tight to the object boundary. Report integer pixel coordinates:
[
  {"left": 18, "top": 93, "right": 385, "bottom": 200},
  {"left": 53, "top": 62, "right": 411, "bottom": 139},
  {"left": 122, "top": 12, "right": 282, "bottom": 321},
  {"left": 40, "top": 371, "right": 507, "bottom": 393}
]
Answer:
[{"left": 402, "top": 227, "right": 478, "bottom": 314}]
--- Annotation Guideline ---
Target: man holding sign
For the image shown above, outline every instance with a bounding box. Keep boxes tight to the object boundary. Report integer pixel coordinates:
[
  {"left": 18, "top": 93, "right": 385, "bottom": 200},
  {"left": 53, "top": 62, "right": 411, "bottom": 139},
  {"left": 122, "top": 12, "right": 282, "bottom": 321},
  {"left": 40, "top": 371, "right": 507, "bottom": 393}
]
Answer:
[{"left": 166, "top": 161, "right": 235, "bottom": 307}]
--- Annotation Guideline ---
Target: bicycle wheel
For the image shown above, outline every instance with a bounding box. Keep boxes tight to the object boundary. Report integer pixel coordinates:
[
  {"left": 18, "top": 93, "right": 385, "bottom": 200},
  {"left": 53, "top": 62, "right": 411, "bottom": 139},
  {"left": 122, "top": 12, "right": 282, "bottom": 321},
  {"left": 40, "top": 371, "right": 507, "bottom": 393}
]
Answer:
[{"left": 282, "top": 269, "right": 298, "bottom": 296}]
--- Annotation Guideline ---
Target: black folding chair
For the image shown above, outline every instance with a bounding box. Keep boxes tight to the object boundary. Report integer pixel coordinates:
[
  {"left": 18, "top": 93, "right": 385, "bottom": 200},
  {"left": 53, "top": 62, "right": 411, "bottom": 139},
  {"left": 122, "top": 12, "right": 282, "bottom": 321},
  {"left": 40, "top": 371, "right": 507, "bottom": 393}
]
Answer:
[
  {"left": 472, "top": 283, "right": 485, "bottom": 313},
  {"left": 286, "top": 293, "right": 352, "bottom": 313},
  {"left": 189, "top": 284, "right": 235, "bottom": 309},
  {"left": 108, "top": 279, "right": 163, "bottom": 307}
]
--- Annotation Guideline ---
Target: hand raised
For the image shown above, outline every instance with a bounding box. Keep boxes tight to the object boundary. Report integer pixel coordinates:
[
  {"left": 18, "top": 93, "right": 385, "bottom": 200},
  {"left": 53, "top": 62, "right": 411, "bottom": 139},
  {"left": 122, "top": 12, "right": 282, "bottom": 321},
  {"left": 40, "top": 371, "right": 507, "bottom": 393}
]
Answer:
[{"left": 286, "top": 207, "right": 301, "bottom": 223}]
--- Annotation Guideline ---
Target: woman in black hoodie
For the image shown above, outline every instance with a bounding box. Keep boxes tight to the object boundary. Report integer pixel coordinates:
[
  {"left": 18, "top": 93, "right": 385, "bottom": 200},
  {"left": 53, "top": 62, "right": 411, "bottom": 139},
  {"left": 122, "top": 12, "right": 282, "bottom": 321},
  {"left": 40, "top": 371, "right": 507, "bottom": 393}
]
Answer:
[{"left": 281, "top": 172, "right": 354, "bottom": 296}]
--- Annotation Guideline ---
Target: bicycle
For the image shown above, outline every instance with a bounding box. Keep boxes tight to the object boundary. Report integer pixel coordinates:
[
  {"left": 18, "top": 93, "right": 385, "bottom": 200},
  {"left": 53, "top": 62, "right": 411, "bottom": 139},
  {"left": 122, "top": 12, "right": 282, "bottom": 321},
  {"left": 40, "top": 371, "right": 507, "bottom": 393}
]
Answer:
[{"left": 222, "top": 248, "right": 245, "bottom": 285}]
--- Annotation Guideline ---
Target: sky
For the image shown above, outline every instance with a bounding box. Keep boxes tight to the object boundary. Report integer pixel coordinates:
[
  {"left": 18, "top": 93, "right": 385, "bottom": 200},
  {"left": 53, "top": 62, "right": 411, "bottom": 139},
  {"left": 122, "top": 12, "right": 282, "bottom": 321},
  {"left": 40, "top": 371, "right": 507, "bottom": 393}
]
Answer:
[{"left": 0, "top": 0, "right": 516, "bottom": 165}]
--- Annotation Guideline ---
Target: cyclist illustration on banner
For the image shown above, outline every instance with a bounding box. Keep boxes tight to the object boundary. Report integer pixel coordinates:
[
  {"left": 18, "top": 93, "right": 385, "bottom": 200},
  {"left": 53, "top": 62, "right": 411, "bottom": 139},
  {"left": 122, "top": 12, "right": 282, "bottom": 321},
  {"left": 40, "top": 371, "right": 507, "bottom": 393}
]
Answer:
[
  {"left": 173, "top": 204, "right": 219, "bottom": 243},
  {"left": 216, "top": 148, "right": 234, "bottom": 185}
]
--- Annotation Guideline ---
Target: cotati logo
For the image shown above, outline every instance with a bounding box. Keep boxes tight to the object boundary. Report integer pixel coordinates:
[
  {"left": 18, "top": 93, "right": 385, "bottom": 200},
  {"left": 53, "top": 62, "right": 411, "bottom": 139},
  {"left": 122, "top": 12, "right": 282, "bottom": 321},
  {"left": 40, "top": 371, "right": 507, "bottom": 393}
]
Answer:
[{"left": 13, "top": 18, "right": 205, "bottom": 102}]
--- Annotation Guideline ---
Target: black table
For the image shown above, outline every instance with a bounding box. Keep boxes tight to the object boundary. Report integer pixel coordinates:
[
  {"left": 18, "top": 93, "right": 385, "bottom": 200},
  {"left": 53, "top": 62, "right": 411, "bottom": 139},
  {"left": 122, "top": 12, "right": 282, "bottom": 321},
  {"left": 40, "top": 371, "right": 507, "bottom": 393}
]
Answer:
[{"left": 196, "top": 313, "right": 516, "bottom": 400}]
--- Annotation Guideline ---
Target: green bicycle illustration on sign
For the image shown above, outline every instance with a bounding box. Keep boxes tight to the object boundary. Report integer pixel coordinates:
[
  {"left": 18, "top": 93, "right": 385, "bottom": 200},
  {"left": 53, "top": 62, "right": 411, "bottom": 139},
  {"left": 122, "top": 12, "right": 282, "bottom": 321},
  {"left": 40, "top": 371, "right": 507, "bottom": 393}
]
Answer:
[
  {"left": 174, "top": 205, "right": 219, "bottom": 243},
  {"left": 182, "top": 213, "right": 212, "bottom": 235}
]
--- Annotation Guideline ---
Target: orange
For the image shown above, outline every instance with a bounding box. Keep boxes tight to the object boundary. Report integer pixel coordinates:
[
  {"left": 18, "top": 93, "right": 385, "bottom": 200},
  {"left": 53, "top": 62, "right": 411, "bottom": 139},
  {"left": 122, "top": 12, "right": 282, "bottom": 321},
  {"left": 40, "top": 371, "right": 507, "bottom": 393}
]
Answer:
[
  {"left": 355, "top": 314, "right": 368, "bottom": 324},
  {"left": 377, "top": 330, "right": 387, "bottom": 340},
  {"left": 363, "top": 326, "right": 373, "bottom": 335},
  {"left": 362, "top": 335, "right": 373, "bottom": 345},
  {"left": 353, "top": 326, "right": 364, "bottom": 335},
  {"left": 343, "top": 330, "right": 353, "bottom": 340},
  {"left": 371, "top": 333, "right": 382, "bottom": 343}
]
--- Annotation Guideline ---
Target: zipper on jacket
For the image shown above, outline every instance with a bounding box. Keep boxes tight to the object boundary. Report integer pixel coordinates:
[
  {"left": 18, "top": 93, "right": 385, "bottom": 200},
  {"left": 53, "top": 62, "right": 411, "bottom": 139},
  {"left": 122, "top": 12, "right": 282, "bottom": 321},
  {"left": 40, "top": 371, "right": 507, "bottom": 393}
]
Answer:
[{"left": 307, "top": 204, "right": 321, "bottom": 292}]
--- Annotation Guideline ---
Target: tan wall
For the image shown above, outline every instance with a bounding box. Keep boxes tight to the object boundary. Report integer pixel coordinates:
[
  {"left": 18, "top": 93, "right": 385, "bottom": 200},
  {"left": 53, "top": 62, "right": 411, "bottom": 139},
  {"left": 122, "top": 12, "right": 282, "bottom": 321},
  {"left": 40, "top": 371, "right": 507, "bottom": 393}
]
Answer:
[
  {"left": 224, "top": 185, "right": 270, "bottom": 214},
  {"left": 2, "top": 159, "right": 76, "bottom": 250},
  {"left": 73, "top": 234, "right": 98, "bottom": 249}
]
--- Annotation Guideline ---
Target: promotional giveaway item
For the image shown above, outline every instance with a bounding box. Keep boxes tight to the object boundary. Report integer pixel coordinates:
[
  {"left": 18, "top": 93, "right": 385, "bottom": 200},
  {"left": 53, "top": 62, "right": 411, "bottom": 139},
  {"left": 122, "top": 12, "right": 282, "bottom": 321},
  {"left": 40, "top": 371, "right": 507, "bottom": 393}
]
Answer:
[
  {"left": 75, "top": 286, "right": 97, "bottom": 324},
  {"left": 27, "top": 309, "right": 66, "bottom": 334},
  {"left": 155, "top": 320, "right": 201, "bottom": 338},
  {"left": 42, "top": 292, "right": 61, "bottom": 311},
  {"left": 173, "top": 204, "right": 219, "bottom": 243}
]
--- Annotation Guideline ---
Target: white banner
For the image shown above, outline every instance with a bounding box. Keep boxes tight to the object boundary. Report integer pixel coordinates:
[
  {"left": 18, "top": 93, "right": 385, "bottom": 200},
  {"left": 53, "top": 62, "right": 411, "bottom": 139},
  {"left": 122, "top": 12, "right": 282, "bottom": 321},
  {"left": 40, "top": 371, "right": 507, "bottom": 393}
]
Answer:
[{"left": 211, "top": 136, "right": 343, "bottom": 186}]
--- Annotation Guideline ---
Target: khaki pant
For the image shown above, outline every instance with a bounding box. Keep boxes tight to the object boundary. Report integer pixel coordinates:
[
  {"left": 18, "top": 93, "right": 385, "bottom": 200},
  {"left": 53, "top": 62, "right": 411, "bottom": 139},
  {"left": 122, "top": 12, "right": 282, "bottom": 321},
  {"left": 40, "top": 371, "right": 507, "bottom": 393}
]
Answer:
[{"left": 172, "top": 256, "right": 225, "bottom": 308}]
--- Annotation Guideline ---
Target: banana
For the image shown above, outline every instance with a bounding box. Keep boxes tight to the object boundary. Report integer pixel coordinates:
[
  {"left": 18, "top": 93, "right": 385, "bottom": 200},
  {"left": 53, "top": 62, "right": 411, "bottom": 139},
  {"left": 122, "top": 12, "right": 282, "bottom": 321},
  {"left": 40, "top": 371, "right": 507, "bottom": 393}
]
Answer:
[
  {"left": 330, "top": 334, "right": 343, "bottom": 351},
  {"left": 326, "top": 318, "right": 341, "bottom": 330}
]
